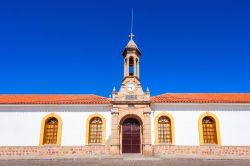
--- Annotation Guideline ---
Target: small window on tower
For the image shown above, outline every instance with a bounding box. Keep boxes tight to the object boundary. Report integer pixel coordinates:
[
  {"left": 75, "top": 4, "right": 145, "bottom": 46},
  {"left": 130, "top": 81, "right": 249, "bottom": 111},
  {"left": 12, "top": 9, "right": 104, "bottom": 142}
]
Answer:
[{"left": 129, "top": 57, "right": 134, "bottom": 76}]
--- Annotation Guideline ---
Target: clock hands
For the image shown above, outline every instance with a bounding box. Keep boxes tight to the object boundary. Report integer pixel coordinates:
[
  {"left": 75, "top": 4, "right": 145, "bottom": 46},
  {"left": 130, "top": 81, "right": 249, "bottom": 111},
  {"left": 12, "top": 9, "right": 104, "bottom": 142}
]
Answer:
[{"left": 126, "top": 83, "right": 135, "bottom": 91}]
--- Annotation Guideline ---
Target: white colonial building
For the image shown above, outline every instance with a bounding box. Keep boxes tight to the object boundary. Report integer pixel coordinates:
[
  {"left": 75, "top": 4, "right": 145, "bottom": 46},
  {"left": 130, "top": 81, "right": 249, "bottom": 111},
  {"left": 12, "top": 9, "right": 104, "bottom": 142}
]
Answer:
[{"left": 0, "top": 34, "right": 250, "bottom": 157}]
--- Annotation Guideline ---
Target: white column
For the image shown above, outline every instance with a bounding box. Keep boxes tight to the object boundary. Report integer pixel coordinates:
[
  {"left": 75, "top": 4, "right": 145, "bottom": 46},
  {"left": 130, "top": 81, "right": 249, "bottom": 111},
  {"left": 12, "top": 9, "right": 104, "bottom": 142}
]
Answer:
[
  {"left": 133, "top": 57, "right": 137, "bottom": 76},
  {"left": 126, "top": 57, "right": 130, "bottom": 76},
  {"left": 124, "top": 59, "right": 126, "bottom": 77},
  {"left": 137, "top": 60, "right": 140, "bottom": 78}
]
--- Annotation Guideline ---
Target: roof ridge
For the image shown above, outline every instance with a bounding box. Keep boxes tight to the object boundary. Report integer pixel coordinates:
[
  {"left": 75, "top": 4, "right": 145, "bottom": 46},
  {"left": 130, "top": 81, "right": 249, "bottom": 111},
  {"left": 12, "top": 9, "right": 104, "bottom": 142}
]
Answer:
[
  {"left": 151, "top": 93, "right": 250, "bottom": 103},
  {"left": 152, "top": 93, "right": 250, "bottom": 97},
  {"left": 0, "top": 94, "right": 110, "bottom": 104},
  {"left": 0, "top": 94, "right": 107, "bottom": 96}
]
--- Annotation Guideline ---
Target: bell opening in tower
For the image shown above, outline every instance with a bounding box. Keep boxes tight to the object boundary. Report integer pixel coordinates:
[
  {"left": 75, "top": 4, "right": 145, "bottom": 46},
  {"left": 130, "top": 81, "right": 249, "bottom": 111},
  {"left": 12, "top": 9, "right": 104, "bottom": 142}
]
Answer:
[{"left": 129, "top": 57, "right": 134, "bottom": 76}]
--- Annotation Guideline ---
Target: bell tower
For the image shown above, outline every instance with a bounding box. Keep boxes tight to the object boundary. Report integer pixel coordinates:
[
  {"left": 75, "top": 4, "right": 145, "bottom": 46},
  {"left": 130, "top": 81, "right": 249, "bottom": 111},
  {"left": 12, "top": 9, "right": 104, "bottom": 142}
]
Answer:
[
  {"left": 111, "top": 34, "right": 150, "bottom": 102},
  {"left": 123, "top": 33, "right": 141, "bottom": 79}
]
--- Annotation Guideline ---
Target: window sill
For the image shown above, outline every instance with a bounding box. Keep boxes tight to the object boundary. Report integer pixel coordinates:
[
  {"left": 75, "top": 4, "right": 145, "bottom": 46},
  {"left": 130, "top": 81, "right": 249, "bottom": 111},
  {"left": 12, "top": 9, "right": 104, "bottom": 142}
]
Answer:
[
  {"left": 40, "top": 144, "right": 60, "bottom": 147},
  {"left": 87, "top": 143, "right": 105, "bottom": 146},
  {"left": 155, "top": 143, "right": 174, "bottom": 146},
  {"left": 200, "top": 144, "right": 220, "bottom": 146}
]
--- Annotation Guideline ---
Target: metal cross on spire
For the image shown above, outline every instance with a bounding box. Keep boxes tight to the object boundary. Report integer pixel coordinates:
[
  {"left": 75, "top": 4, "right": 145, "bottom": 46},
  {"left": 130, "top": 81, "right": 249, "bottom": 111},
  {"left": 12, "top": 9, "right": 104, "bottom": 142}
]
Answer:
[{"left": 129, "top": 8, "right": 135, "bottom": 40}]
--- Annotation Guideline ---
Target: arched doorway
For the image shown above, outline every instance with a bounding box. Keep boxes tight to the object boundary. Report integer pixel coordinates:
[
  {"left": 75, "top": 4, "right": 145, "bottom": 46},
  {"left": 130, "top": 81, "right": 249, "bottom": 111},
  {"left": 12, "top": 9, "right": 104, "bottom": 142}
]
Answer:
[{"left": 122, "top": 118, "right": 141, "bottom": 153}]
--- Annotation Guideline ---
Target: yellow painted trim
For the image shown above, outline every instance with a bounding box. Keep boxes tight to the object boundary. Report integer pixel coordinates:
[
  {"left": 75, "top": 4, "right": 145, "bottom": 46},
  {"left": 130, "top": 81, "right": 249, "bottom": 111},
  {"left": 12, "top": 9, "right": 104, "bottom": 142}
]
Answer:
[
  {"left": 154, "top": 112, "right": 175, "bottom": 145},
  {"left": 39, "top": 113, "right": 62, "bottom": 146},
  {"left": 198, "top": 112, "right": 221, "bottom": 146},
  {"left": 86, "top": 113, "right": 106, "bottom": 145}
]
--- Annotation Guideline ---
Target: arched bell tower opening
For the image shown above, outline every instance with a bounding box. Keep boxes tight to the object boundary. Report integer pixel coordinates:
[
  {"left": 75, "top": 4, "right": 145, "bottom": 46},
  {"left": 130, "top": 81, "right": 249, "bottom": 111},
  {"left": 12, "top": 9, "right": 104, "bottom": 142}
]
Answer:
[{"left": 129, "top": 57, "right": 134, "bottom": 76}]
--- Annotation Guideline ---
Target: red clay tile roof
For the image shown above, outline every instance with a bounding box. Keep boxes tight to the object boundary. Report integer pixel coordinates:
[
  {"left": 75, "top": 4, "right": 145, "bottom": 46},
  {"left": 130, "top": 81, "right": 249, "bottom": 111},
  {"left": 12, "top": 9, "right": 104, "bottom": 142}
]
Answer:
[
  {"left": 0, "top": 95, "right": 110, "bottom": 104},
  {"left": 0, "top": 93, "right": 250, "bottom": 104},
  {"left": 151, "top": 93, "right": 250, "bottom": 103}
]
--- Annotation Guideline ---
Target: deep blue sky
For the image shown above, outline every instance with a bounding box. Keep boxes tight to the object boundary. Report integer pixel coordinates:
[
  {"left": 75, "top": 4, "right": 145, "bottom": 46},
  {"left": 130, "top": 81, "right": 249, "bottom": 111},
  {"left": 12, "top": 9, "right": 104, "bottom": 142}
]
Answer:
[{"left": 0, "top": 0, "right": 249, "bottom": 96}]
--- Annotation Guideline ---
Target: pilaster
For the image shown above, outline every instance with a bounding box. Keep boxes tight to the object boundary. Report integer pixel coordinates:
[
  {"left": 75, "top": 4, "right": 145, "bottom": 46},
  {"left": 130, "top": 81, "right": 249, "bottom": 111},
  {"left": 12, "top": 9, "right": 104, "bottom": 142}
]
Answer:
[
  {"left": 143, "top": 108, "right": 153, "bottom": 155},
  {"left": 110, "top": 108, "right": 120, "bottom": 155}
]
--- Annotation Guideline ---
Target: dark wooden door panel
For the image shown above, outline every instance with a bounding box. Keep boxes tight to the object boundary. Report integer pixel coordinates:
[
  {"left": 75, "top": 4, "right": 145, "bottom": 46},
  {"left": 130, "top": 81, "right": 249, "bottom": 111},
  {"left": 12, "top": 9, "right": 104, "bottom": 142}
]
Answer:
[
  {"left": 132, "top": 139, "right": 140, "bottom": 144},
  {"left": 122, "top": 118, "right": 140, "bottom": 153},
  {"left": 122, "top": 139, "right": 131, "bottom": 144},
  {"left": 122, "top": 145, "right": 131, "bottom": 153},
  {"left": 131, "top": 145, "right": 140, "bottom": 153}
]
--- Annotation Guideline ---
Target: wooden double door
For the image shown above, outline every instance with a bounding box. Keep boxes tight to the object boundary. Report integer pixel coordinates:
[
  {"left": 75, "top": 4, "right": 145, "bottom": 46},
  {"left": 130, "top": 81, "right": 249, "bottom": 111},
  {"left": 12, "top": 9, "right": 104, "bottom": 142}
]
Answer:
[{"left": 122, "top": 118, "right": 141, "bottom": 153}]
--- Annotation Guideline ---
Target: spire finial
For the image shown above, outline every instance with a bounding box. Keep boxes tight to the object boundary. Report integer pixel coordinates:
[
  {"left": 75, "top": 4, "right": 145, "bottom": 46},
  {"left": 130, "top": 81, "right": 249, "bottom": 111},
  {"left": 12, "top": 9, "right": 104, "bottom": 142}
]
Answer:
[
  {"left": 129, "top": 33, "right": 135, "bottom": 40},
  {"left": 129, "top": 8, "right": 135, "bottom": 40}
]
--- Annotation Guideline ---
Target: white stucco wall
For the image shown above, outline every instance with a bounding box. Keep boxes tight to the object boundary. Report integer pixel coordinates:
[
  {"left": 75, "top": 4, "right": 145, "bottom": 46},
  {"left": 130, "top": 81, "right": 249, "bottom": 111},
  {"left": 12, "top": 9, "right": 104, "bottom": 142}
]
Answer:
[
  {"left": 0, "top": 105, "right": 111, "bottom": 146},
  {"left": 151, "top": 104, "right": 250, "bottom": 146},
  {"left": 0, "top": 103, "right": 250, "bottom": 146}
]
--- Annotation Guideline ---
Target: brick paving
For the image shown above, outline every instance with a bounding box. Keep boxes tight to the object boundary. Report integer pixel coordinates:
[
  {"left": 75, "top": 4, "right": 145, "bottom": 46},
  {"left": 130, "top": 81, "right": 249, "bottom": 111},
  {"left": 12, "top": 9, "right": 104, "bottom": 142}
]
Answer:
[{"left": 0, "top": 158, "right": 250, "bottom": 166}]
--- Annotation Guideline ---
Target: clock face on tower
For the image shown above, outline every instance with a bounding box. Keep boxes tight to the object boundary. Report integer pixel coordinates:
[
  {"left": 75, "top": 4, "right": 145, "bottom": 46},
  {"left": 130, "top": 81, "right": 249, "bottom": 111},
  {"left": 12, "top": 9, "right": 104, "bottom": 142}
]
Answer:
[{"left": 126, "top": 83, "right": 135, "bottom": 92}]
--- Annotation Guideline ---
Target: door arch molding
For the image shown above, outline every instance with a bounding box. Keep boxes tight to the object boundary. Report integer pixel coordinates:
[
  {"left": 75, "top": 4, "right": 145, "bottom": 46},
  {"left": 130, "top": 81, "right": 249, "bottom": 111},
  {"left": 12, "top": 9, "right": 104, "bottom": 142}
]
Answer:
[{"left": 119, "top": 114, "right": 143, "bottom": 126}]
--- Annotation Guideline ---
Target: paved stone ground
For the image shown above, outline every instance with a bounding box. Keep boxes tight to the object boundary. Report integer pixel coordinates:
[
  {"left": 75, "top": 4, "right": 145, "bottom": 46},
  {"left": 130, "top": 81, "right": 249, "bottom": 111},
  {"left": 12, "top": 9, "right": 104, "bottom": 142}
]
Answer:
[{"left": 0, "top": 158, "right": 250, "bottom": 166}]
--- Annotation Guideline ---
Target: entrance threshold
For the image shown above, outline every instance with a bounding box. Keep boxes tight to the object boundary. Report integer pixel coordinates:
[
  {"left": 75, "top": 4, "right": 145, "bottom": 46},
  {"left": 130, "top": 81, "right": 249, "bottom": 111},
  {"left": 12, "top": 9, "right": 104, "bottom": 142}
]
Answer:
[
  {"left": 122, "top": 153, "right": 142, "bottom": 157},
  {"left": 122, "top": 154, "right": 161, "bottom": 161}
]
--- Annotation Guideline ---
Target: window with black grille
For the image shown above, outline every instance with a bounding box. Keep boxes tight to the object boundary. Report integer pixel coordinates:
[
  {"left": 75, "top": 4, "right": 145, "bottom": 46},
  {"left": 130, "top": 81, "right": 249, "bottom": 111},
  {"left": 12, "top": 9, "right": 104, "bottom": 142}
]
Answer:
[
  {"left": 43, "top": 117, "right": 58, "bottom": 145},
  {"left": 89, "top": 117, "right": 102, "bottom": 143},
  {"left": 158, "top": 116, "right": 172, "bottom": 144},
  {"left": 202, "top": 116, "right": 217, "bottom": 144}
]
